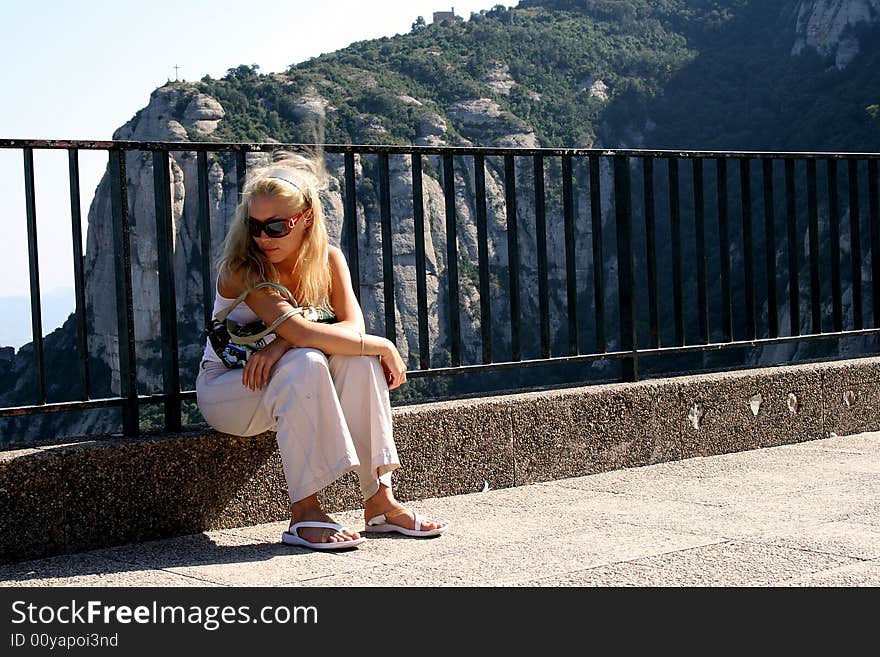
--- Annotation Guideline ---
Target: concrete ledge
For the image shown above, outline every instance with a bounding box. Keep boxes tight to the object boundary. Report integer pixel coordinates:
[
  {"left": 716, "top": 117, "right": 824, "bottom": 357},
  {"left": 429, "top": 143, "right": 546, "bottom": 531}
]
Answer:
[{"left": 2, "top": 356, "right": 879, "bottom": 564}]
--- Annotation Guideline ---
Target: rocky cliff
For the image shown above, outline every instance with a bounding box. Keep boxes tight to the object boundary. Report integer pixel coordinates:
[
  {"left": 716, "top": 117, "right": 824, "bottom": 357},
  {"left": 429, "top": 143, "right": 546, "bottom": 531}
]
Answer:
[
  {"left": 79, "top": 84, "right": 579, "bottom": 392},
  {"left": 792, "top": 0, "right": 880, "bottom": 68}
]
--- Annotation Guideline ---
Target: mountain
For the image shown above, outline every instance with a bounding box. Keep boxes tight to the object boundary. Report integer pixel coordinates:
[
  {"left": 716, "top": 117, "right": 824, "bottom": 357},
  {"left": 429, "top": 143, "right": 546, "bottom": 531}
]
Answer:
[
  {"left": 191, "top": 0, "right": 880, "bottom": 150},
  {"left": 2, "top": 0, "right": 879, "bottom": 445}
]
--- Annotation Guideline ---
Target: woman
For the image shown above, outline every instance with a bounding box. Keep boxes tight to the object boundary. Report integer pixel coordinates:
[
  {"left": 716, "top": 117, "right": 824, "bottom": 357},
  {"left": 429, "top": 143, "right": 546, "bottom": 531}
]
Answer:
[{"left": 195, "top": 151, "right": 446, "bottom": 550}]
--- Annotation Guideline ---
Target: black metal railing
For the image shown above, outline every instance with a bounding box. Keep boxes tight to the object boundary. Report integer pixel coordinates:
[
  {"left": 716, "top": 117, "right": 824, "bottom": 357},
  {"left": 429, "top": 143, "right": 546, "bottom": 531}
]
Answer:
[{"left": 2, "top": 139, "right": 879, "bottom": 440}]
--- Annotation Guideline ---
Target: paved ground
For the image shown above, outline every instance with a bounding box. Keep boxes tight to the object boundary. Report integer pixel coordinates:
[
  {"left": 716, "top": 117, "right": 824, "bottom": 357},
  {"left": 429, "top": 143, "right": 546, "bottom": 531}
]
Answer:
[{"left": 2, "top": 432, "right": 878, "bottom": 587}]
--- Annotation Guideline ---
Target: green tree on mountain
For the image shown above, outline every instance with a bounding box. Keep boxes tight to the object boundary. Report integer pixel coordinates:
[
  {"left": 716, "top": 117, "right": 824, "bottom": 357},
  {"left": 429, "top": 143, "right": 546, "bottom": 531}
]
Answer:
[{"left": 187, "top": 0, "right": 879, "bottom": 152}]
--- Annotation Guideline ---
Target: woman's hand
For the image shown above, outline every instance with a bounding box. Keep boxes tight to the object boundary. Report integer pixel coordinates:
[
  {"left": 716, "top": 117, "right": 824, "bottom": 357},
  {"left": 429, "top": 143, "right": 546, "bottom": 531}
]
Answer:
[
  {"left": 242, "top": 338, "right": 289, "bottom": 391},
  {"left": 379, "top": 340, "right": 408, "bottom": 390}
]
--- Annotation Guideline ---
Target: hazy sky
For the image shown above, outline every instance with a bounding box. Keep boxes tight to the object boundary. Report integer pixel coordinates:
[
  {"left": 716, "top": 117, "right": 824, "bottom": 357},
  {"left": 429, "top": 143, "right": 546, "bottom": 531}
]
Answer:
[{"left": 0, "top": 0, "right": 500, "bottom": 305}]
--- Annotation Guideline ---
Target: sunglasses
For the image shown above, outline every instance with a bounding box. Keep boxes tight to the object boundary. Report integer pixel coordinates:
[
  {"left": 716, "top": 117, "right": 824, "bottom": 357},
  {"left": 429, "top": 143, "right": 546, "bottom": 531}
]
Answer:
[{"left": 247, "top": 211, "right": 307, "bottom": 238}]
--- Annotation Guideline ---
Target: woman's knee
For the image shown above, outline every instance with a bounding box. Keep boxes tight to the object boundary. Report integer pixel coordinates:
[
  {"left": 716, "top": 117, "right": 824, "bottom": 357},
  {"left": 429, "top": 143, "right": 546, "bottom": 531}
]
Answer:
[
  {"left": 329, "top": 354, "right": 381, "bottom": 380},
  {"left": 276, "top": 347, "right": 330, "bottom": 373},
  {"left": 278, "top": 346, "right": 326, "bottom": 362}
]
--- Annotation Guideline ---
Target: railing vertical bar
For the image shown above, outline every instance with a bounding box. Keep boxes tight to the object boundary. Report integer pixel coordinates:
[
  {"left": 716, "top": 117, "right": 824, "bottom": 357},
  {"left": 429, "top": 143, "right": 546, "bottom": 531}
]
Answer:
[
  {"left": 561, "top": 155, "right": 578, "bottom": 355},
  {"left": 642, "top": 156, "right": 660, "bottom": 349},
  {"left": 807, "top": 159, "right": 821, "bottom": 333},
  {"left": 762, "top": 159, "right": 778, "bottom": 338},
  {"left": 411, "top": 153, "right": 430, "bottom": 369},
  {"left": 377, "top": 152, "right": 396, "bottom": 343},
  {"left": 740, "top": 158, "right": 756, "bottom": 340},
  {"left": 614, "top": 156, "right": 637, "bottom": 381},
  {"left": 848, "top": 159, "right": 862, "bottom": 330},
  {"left": 197, "top": 151, "right": 213, "bottom": 332},
  {"left": 869, "top": 159, "right": 880, "bottom": 327},
  {"left": 785, "top": 159, "right": 800, "bottom": 336},
  {"left": 442, "top": 153, "right": 461, "bottom": 367},
  {"left": 23, "top": 148, "right": 46, "bottom": 404},
  {"left": 343, "top": 152, "right": 361, "bottom": 301},
  {"left": 474, "top": 154, "right": 492, "bottom": 364},
  {"left": 152, "top": 150, "right": 181, "bottom": 432},
  {"left": 235, "top": 152, "right": 246, "bottom": 204},
  {"left": 504, "top": 154, "right": 521, "bottom": 361},
  {"left": 828, "top": 159, "right": 842, "bottom": 332},
  {"left": 68, "top": 148, "right": 90, "bottom": 398},
  {"left": 109, "top": 149, "right": 138, "bottom": 435},
  {"left": 643, "top": 157, "right": 659, "bottom": 348},
  {"left": 533, "top": 154, "right": 551, "bottom": 359},
  {"left": 693, "top": 158, "right": 708, "bottom": 344},
  {"left": 589, "top": 155, "right": 606, "bottom": 352},
  {"left": 669, "top": 157, "right": 684, "bottom": 345},
  {"left": 717, "top": 158, "right": 732, "bottom": 342}
]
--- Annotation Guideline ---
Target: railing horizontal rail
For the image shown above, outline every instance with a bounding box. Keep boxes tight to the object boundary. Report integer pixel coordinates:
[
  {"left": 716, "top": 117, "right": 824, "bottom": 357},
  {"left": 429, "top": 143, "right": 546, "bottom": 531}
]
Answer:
[
  {"left": 403, "top": 327, "right": 880, "bottom": 378},
  {"left": 0, "top": 391, "right": 197, "bottom": 419},
  {"left": 4, "top": 139, "right": 880, "bottom": 159}
]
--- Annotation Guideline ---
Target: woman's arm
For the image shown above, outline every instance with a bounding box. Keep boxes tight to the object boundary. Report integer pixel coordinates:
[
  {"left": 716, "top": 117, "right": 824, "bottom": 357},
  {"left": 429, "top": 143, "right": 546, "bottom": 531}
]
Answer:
[
  {"left": 327, "top": 246, "right": 366, "bottom": 334},
  {"left": 221, "top": 254, "right": 407, "bottom": 388}
]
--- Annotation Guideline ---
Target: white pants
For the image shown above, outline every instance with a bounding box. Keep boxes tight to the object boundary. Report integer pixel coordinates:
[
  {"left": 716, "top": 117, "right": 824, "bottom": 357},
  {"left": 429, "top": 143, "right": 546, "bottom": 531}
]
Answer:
[{"left": 196, "top": 349, "right": 399, "bottom": 503}]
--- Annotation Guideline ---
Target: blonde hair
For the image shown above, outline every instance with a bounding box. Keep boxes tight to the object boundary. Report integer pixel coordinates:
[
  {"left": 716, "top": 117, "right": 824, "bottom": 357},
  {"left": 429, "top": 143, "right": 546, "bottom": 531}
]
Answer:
[{"left": 218, "top": 149, "right": 332, "bottom": 311}]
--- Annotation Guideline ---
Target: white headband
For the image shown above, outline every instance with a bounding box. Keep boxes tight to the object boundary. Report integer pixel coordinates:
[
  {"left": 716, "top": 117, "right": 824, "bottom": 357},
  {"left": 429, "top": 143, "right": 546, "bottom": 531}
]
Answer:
[{"left": 263, "top": 168, "right": 304, "bottom": 194}]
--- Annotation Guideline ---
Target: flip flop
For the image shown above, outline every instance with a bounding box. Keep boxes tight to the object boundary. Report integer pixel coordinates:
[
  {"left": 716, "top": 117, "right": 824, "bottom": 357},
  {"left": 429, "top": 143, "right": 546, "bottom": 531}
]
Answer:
[
  {"left": 282, "top": 521, "right": 366, "bottom": 550},
  {"left": 364, "top": 508, "right": 447, "bottom": 537}
]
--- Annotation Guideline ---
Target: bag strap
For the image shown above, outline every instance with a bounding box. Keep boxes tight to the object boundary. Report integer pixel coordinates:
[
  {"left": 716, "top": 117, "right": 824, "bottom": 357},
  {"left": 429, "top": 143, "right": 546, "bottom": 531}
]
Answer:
[
  {"left": 215, "top": 281, "right": 300, "bottom": 346},
  {"left": 214, "top": 281, "right": 296, "bottom": 323},
  {"left": 229, "top": 308, "right": 299, "bottom": 345}
]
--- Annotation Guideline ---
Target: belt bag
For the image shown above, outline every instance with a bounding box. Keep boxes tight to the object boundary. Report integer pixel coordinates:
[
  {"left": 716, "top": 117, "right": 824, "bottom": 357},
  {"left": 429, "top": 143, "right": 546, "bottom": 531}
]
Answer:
[{"left": 206, "top": 281, "right": 336, "bottom": 369}]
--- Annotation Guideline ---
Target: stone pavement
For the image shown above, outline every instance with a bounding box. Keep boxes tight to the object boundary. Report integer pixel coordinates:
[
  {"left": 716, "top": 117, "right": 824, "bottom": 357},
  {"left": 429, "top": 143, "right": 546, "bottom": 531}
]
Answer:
[{"left": 2, "top": 432, "right": 878, "bottom": 587}]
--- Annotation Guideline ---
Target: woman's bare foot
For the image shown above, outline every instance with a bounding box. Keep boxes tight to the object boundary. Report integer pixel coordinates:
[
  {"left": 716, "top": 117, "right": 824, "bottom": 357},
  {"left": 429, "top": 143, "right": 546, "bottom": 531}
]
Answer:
[
  {"left": 363, "top": 485, "right": 446, "bottom": 533},
  {"left": 291, "top": 495, "right": 360, "bottom": 545}
]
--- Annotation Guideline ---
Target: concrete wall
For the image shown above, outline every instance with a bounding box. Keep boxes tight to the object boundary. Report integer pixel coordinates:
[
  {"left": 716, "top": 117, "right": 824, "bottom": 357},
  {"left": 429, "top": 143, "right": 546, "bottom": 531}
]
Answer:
[{"left": 2, "top": 356, "right": 879, "bottom": 564}]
